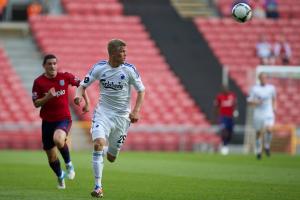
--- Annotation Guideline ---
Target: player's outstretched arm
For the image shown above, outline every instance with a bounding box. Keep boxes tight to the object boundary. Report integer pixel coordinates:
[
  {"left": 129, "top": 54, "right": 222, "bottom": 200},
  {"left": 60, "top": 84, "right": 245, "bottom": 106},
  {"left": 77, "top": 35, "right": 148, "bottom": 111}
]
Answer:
[
  {"left": 33, "top": 87, "right": 56, "bottom": 108},
  {"left": 129, "top": 90, "right": 145, "bottom": 123},
  {"left": 74, "top": 85, "right": 85, "bottom": 105},
  {"left": 82, "top": 87, "right": 90, "bottom": 113},
  {"left": 74, "top": 85, "right": 90, "bottom": 113},
  {"left": 247, "top": 99, "right": 262, "bottom": 106}
]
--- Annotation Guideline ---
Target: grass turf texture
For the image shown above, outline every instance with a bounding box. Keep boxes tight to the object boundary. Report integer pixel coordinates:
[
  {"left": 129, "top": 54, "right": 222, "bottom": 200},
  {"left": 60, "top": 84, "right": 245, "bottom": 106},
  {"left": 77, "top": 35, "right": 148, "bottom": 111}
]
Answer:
[{"left": 0, "top": 151, "right": 299, "bottom": 200}]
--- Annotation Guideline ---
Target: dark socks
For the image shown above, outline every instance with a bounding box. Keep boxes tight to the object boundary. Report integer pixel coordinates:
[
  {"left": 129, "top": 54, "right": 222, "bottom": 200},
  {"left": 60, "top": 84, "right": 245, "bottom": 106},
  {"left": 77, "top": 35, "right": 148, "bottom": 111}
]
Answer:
[
  {"left": 58, "top": 143, "right": 71, "bottom": 164},
  {"left": 49, "top": 159, "right": 62, "bottom": 177}
]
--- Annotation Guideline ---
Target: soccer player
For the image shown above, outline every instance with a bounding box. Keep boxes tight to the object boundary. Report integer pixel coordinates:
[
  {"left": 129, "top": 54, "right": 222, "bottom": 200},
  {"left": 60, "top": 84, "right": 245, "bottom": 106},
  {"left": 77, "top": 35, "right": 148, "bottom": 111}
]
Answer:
[
  {"left": 32, "top": 54, "right": 89, "bottom": 189},
  {"left": 74, "top": 39, "right": 145, "bottom": 198},
  {"left": 213, "top": 85, "right": 237, "bottom": 155},
  {"left": 247, "top": 72, "right": 276, "bottom": 160}
]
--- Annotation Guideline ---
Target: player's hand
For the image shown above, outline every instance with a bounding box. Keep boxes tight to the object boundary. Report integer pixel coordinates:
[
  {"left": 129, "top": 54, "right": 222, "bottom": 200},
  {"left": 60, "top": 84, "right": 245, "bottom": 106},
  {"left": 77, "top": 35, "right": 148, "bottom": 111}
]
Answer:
[
  {"left": 129, "top": 111, "right": 140, "bottom": 123},
  {"left": 74, "top": 96, "right": 82, "bottom": 105},
  {"left": 82, "top": 104, "right": 89, "bottom": 114},
  {"left": 254, "top": 99, "right": 263, "bottom": 106},
  {"left": 47, "top": 87, "right": 56, "bottom": 98}
]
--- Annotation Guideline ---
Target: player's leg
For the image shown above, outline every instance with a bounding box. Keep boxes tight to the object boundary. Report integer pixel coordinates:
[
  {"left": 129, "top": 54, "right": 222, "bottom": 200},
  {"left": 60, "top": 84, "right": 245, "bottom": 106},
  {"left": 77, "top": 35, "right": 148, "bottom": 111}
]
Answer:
[
  {"left": 42, "top": 120, "right": 65, "bottom": 189},
  {"left": 46, "top": 148, "right": 66, "bottom": 189},
  {"left": 254, "top": 117, "right": 264, "bottom": 159},
  {"left": 53, "top": 120, "right": 75, "bottom": 179},
  {"left": 90, "top": 116, "right": 111, "bottom": 198},
  {"left": 220, "top": 117, "right": 232, "bottom": 155},
  {"left": 106, "top": 116, "right": 130, "bottom": 162},
  {"left": 263, "top": 117, "right": 275, "bottom": 157}
]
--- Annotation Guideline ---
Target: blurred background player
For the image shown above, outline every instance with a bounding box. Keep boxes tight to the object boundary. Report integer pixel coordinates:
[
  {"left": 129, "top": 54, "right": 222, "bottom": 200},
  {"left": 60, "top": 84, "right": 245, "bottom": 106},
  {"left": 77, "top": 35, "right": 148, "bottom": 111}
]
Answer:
[
  {"left": 247, "top": 73, "right": 276, "bottom": 160},
  {"left": 213, "top": 85, "right": 237, "bottom": 155},
  {"left": 74, "top": 39, "right": 145, "bottom": 198},
  {"left": 32, "top": 54, "right": 89, "bottom": 189}
]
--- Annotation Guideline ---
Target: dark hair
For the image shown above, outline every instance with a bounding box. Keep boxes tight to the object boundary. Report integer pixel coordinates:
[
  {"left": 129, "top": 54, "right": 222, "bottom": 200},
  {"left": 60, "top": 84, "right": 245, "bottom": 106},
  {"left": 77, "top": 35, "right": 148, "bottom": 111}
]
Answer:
[{"left": 43, "top": 54, "right": 57, "bottom": 65}]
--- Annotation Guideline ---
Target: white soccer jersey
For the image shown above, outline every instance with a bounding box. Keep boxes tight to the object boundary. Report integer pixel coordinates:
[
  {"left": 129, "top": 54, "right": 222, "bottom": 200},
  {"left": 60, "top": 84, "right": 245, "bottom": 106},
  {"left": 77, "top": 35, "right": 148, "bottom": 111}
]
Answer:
[
  {"left": 80, "top": 60, "right": 145, "bottom": 117},
  {"left": 248, "top": 84, "right": 276, "bottom": 118}
]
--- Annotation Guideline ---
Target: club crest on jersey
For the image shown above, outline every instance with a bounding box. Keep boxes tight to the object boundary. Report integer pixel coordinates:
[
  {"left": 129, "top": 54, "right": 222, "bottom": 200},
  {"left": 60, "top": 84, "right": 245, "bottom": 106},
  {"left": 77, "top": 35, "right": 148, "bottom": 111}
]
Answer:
[
  {"left": 59, "top": 80, "right": 65, "bottom": 86},
  {"left": 120, "top": 74, "right": 125, "bottom": 80}
]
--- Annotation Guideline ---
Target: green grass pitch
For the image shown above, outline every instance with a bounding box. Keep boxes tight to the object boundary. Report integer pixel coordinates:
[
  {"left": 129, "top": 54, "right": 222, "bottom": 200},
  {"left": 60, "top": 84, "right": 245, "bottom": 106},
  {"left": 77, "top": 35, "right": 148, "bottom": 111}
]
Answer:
[{"left": 0, "top": 150, "right": 299, "bottom": 200}]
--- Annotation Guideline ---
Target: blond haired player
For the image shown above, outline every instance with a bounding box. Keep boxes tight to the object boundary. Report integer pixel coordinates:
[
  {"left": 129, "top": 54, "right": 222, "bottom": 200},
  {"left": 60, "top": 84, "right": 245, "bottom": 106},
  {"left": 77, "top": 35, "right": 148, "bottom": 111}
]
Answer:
[{"left": 74, "top": 39, "right": 145, "bottom": 198}]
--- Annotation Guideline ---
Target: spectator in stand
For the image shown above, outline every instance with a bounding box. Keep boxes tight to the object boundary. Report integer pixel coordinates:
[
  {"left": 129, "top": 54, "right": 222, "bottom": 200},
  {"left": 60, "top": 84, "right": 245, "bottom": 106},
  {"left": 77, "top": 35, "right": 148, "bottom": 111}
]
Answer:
[
  {"left": 0, "top": 0, "right": 7, "bottom": 21},
  {"left": 252, "top": 0, "right": 266, "bottom": 19},
  {"left": 27, "top": 0, "right": 43, "bottom": 18},
  {"left": 256, "top": 34, "right": 275, "bottom": 65},
  {"left": 274, "top": 35, "right": 292, "bottom": 65},
  {"left": 264, "top": 0, "right": 279, "bottom": 19}
]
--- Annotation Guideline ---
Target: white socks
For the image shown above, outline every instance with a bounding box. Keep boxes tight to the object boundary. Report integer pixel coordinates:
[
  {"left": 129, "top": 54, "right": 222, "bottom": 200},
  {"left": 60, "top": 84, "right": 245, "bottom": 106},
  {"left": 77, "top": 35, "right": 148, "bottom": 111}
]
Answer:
[
  {"left": 92, "top": 151, "right": 104, "bottom": 188},
  {"left": 264, "top": 132, "right": 272, "bottom": 149},
  {"left": 103, "top": 146, "right": 108, "bottom": 157},
  {"left": 256, "top": 138, "right": 262, "bottom": 154}
]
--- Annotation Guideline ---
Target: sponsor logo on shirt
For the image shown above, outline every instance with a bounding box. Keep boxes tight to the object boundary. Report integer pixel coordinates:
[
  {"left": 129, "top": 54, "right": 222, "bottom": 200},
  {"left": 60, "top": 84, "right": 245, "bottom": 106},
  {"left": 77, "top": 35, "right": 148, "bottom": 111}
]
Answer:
[
  {"left": 56, "top": 89, "right": 65, "bottom": 97},
  {"left": 100, "top": 79, "right": 123, "bottom": 90}
]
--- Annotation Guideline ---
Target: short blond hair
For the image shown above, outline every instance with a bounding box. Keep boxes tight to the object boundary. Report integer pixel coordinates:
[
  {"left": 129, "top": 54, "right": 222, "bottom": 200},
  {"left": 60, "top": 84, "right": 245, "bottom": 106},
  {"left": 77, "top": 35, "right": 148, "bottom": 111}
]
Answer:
[{"left": 107, "top": 39, "right": 126, "bottom": 55}]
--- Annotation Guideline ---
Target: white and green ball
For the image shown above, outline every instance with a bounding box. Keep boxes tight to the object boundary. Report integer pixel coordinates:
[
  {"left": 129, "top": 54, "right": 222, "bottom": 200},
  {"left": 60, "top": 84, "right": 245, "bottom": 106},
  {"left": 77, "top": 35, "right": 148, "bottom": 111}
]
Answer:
[{"left": 232, "top": 3, "right": 252, "bottom": 23}]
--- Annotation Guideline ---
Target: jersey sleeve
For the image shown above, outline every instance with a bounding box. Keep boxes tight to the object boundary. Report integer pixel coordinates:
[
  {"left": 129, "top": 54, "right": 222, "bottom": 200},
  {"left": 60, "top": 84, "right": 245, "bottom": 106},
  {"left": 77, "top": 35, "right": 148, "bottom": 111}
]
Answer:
[
  {"left": 32, "top": 80, "right": 42, "bottom": 102},
  {"left": 214, "top": 95, "right": 220, "bottom": 106},
  {"left": 247, "top": 86, "right": 256, "bottom": 102},
  {"left": 128, "top": 65, "right": 145, "bottom": 92},
  {"left": 80, "top": 64, "right": 100, "bottom": 88},
  {"left": 65, "top": 72, "right": 80, "bottom": 87}
]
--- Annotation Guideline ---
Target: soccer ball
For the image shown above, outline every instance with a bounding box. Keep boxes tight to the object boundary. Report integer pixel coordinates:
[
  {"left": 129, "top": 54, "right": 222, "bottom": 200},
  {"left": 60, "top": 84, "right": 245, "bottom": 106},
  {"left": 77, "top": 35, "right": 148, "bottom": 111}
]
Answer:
[{"left": 232, "top": 3, "right": 252, "bottom": 23}]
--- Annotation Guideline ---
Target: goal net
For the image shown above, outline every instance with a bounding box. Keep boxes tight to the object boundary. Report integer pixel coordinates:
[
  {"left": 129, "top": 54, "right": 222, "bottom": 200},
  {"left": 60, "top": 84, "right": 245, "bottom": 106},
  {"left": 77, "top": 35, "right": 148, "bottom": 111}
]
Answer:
[{"left": 244, "top": 65, "right": 300, "bottom": 155}]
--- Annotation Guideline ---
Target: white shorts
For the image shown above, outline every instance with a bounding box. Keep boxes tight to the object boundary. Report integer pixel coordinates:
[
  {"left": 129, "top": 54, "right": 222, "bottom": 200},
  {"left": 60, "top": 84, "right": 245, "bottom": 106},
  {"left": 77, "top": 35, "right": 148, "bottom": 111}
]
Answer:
[
  {"left": 253, "top": 116, "right": 275, "bottom": 131},
  {"left": 90, "top": 111, "right": 131, "bottom": 157}
]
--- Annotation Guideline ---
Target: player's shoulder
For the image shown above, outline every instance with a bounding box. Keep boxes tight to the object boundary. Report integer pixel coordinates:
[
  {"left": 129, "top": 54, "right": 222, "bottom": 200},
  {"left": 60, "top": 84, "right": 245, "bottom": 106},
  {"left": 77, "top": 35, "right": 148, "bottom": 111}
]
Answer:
[
  {"left": 228, "top": 91, "right": 236, "bottom": 97},
  {"left": 93, "top": 60, "right": 109, "bottom": 70},
  {"left": 94, "top": 60, "right": 108, "bottom": 67},
  {"left": 34, "top": 74, "right": 46, "bottom": 83},
  {"left": 122, "top": 62, "right": 137, "bottom": 70},
  {"left": 252, "top": 84, "right": 262, "bottom": 90},
  {"left": 122, "top": 62, "right": 140, "bottom": 76},
  {"left": 266, "top": 84, "right": 275, "bottom": 89}
]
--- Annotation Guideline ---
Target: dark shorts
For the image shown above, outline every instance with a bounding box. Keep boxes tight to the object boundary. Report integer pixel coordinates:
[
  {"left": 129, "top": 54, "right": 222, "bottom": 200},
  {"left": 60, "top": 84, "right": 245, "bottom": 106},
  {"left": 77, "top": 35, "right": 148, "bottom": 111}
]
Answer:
[
  {"left": 42, "top": 119, "right": 72, "bottom": 150},
  {"left": 219, "top": 116, "right": 234, "bottom": 133}
]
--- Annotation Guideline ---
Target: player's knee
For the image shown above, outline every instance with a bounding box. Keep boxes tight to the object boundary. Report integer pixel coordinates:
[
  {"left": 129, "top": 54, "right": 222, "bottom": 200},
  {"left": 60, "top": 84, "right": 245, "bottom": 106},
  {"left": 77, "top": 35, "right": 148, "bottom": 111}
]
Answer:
[
  {"left": 107, "top": 153, "right": 116, "bottom": 162},
  {"left": 53, "top": 130, "right": 66, "bottom": 148},
  {"left": 93, "top": 138, "right": 106, "bottom": 151}
]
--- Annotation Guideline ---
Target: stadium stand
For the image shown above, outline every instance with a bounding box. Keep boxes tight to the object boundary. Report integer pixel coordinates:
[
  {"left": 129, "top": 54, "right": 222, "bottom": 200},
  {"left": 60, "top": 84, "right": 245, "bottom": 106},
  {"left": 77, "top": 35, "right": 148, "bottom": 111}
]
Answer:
[
  {"left": 216, "top": 0, "right": 300, "bottom": 19},
  {"left": 194, "top": 17, "right": 300, "bottom": 125},
  {"left": 28, "top": 0, "right": 222, "bottom": 151},
  {"left": 0, "top": 47, "right": 41, "bottom": 150},
  {"left": 62, "top": 0, "right": 123, "bottom": 16},
  {"left": 29, "top": 15, "right": 210, "bottom": 127}
]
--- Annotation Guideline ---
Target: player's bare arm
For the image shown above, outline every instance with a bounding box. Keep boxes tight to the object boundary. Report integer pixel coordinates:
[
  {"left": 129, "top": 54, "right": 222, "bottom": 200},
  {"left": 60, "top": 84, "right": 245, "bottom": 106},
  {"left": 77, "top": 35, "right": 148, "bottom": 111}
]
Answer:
[
  {"left": 129, "top": 90, "right": 145, "bottom": 123},
  {"left": 272, "top": 96, "right": 277, "bottom": 114},
  {"left": 247, "top": 98, "right": 262, "bottom": 106},
  {"left": 34, "top": 87, "right": 56, "bottom": 108},
  {"left": 74, "top": 85, "right": 89, "bottom": 113},
  {"left": 82, "top": 88, "right": 90, "bottom": 113}
]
